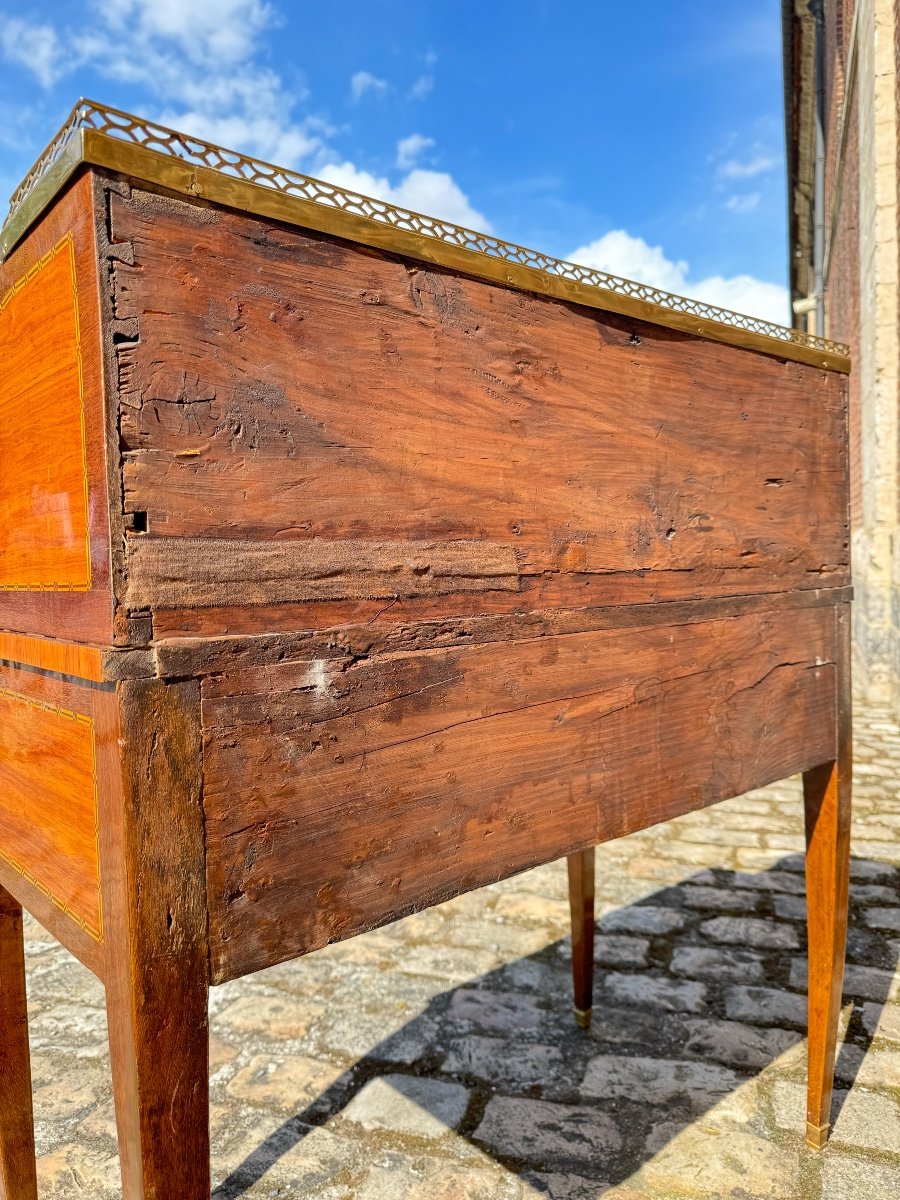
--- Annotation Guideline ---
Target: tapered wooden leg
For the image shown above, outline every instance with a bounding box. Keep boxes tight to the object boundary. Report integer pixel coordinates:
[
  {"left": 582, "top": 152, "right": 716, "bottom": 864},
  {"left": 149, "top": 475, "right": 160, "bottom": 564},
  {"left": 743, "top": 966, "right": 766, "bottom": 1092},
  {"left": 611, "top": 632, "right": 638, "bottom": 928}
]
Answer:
[
  {"left": 803, "top": 757, "right": 851, "bottom": 1150},
  {"left": 567, "top": 847, "right": 595, "bottom": 1029},
  {"left": 803, "top": 605, "right": 852, "bottom": 1152},
  {"left": 96, "top": 680, "right": 210, "bottom": 1199},
  {"left": 0, "top": 886, "right": 37, "bottom": 1200},
  {"left": 106, "top": 961, "right": 209, "bottom": 1199}
]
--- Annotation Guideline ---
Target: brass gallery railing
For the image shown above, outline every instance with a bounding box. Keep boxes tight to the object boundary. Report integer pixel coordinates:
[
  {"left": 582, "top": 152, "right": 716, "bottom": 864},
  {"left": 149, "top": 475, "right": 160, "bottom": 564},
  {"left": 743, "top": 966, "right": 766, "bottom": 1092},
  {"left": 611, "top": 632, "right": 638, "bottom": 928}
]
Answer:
[{"left": 3, "top": 99, "right": 849, "bottom": 364}]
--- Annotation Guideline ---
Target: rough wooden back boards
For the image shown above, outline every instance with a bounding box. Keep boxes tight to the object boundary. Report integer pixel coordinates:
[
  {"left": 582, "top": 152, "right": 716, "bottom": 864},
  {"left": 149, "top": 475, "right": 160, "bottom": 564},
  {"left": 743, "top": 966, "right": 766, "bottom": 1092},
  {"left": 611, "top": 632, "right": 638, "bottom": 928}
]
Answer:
[
  {"left": 107, "top": 184, "right": 848, "bottom": 641},
  {"left": 0, "top": 165, "right": 850, "bottom": 646}
]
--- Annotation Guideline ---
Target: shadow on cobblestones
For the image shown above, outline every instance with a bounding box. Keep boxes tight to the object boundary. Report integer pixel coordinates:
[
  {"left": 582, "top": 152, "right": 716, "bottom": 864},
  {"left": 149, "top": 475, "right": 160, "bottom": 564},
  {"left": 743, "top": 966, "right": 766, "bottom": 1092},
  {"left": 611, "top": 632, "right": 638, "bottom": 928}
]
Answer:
[{"left": 209, "top": 854, "right": 900, "bottom": 1199}]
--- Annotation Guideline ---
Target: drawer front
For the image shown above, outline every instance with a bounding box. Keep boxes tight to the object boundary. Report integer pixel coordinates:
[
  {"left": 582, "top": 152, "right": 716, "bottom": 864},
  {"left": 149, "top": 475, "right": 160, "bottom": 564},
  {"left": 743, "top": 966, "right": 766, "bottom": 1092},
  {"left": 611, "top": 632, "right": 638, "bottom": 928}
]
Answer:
[
  {"left": 202, "top": 601, "right": 839, "bottom": 982},
  {"left": 0, "top": 684, "right": 102, "bottom": 940}
]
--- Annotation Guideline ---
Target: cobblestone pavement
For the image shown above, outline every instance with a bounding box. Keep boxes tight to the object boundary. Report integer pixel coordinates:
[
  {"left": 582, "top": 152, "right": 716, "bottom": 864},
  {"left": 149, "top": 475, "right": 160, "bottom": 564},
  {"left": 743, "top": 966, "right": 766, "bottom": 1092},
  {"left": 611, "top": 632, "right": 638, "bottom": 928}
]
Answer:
[{"left": 22, "top": 702, "right": 900, "bottom": 1199}]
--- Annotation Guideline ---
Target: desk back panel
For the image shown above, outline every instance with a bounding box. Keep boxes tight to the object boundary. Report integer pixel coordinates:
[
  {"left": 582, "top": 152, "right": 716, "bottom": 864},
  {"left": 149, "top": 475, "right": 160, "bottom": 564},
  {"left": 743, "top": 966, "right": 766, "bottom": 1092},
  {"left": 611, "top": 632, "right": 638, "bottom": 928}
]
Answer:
[
  {"left": 203, "top": 599, "right": 838, "bottom": 982},
  {"left": 104, "top": 184, "right": 849, "bottom": 642}
]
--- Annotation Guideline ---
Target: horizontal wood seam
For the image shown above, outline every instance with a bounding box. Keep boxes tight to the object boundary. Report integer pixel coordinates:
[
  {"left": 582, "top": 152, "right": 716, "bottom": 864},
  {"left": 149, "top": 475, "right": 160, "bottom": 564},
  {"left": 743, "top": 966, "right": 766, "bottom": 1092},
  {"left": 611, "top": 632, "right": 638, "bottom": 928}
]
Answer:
[
  {"left": 125, "top": 536, "right": 522, "bottom": 609},
  {"left": 153, "top": 586, "right": 853, "bottom": 678}
]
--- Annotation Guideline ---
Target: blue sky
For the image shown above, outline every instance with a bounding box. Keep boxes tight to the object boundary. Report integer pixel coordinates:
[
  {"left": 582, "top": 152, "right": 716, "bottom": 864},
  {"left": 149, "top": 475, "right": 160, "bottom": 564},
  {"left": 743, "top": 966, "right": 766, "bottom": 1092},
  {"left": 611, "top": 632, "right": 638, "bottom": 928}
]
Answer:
[{"left": 0, "top": 1, "right": 790, "bottom": 322}]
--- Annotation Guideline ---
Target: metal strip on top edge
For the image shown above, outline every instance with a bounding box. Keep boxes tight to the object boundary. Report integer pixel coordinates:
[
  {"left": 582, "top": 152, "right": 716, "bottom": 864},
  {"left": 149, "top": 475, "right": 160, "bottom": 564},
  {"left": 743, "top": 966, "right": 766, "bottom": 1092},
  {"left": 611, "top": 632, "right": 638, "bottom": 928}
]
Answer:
[{"left": 2, "top": 99, "right": 850, "bottom": 366}]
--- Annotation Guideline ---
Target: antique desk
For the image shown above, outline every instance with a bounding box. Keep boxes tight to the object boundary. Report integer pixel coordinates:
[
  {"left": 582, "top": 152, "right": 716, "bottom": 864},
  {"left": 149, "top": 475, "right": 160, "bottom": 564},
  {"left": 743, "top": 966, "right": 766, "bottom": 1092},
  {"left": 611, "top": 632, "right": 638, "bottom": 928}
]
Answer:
[{"left": 0, "top": 103, "right": 851, "bottom": 1198}]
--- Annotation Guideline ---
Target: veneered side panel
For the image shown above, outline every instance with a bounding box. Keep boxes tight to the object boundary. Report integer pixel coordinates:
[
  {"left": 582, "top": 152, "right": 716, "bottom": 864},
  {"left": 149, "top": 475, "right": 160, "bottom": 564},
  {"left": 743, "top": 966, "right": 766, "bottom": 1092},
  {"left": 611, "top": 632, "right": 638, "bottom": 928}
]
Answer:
[
  {"left": 0, "top": 171, "right": 113, "bottom": 642},
  {"left": 0, "top": 664, "right": 102, "bottom": 944},
  {"left": 202, "top": 603, "right": 838, "bottom": 982},
  {"left": 0, "top": 237, "right": 89, "bottom": 589}
]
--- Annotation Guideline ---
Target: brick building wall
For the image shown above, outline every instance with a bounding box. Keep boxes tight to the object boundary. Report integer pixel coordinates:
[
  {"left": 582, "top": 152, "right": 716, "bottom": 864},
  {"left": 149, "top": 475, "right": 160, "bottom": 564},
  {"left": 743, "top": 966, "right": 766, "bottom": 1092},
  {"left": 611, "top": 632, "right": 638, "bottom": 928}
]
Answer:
[
  {"left": 787, "top": 0, "right": 900, "bottom": 703},
  {"left": 821, "top": 1, "right": 861, "bottom": 527}
]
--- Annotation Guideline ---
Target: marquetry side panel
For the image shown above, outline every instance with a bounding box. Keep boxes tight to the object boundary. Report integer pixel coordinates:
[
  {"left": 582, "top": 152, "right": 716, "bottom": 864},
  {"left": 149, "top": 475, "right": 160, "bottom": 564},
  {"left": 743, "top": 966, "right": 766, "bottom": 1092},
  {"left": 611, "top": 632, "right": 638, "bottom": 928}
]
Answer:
[
  {"left": 0, "top": 171, "right": 114, "bottom": 643},
  {"left": 0, "top": 673, "right": 102, "bottom": 941},
  {"left": 0, "top": 234, "right": 89, "bottom": 590}
]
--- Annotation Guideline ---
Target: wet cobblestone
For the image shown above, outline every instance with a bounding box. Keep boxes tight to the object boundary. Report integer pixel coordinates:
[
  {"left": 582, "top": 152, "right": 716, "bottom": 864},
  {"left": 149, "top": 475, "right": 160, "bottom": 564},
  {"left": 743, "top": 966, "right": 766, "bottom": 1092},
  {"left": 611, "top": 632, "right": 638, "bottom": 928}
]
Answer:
[{"left": 20, "top": 703, "right": 900, "bottom": 1198}]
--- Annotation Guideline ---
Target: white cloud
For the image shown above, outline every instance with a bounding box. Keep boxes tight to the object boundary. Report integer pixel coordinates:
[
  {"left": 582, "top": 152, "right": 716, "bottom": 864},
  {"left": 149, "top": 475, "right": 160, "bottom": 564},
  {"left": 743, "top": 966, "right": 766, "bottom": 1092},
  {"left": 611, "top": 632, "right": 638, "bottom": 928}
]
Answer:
[
  {"left": 318, "top": 161, "right": 492, "bottom": 232},
  {"left": 0, "top": 6, "right": 479, "bottom": 236},
  {"left": 350, "top": 70, "right": 389, "bottom": 102},
  {"left": 0, "top": 1, "right": 327, "bottom": 169},
  {"left": 567, "top": 230, "right": 789, "bottom": 325},
  {"left": 0, "top": 18, "right": 65, "bottom": 87},
  {"left": 724, "top": 192, "right": 761, "bottom": 215},
  {"left": 409, "top": 73, "right": 434, "bottom": 100},
  {"left": 392, "top": 170, "right": 490, "bottom": 229},
  {"left": 396, "top": 133, "right": 435, "bottom": 169},
  {"left": 0, "top": 5, "right": 486, "bottom": 228},
  {"left": 120, "top": 56, "right": 324, "bottom": 166},
  {"left": 570, "top": 230, "right": 688, "bottom": 293},
  {"left": 0, "top": 11, "right": 784, "bottom": 331},
  {"left": 719, "top": 154, "right": 777, "bottom": 179},
  {"left": 95, "top": 0, "right": 275, "bottom": 65},
  {"left": 409, "top": 50, "right": 436, "bottom": 99}
]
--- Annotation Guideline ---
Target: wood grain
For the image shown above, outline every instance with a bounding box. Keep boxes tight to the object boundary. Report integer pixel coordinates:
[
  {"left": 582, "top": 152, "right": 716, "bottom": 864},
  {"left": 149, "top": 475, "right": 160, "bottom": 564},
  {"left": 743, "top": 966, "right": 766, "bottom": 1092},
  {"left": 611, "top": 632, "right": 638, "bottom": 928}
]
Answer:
[
  {"left": 0, "top": 685, "right": 101, "bottom": 940},
  {"left": 154, "top": 587, "right": 852, "bottom": 680},
  {"left": 203, "top": 604, "right": 838, "bottom": 981},
  {"left": 0, "top": 884, "right": 37, "bottom": 1200},
  {"left": 96, "top": 681, "right": 210, "bottom": 1199},
  {"left": 0, "top": 658, "right": 107, "bottom": 975},
  {"left": 0, "top": 163, "right": 852, "bottom": 1188},
  {"left": 151, "top": 572, "right": 854, "bottom": 640},
  {"left": 0, "top": 172, "right": 114, "bottom": 643},
  {"left": 0, "top": 857, "right": 104, "bottom": 981},
  {"left": 108, "top": 187, "right": 848, "bottom": 634}
]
